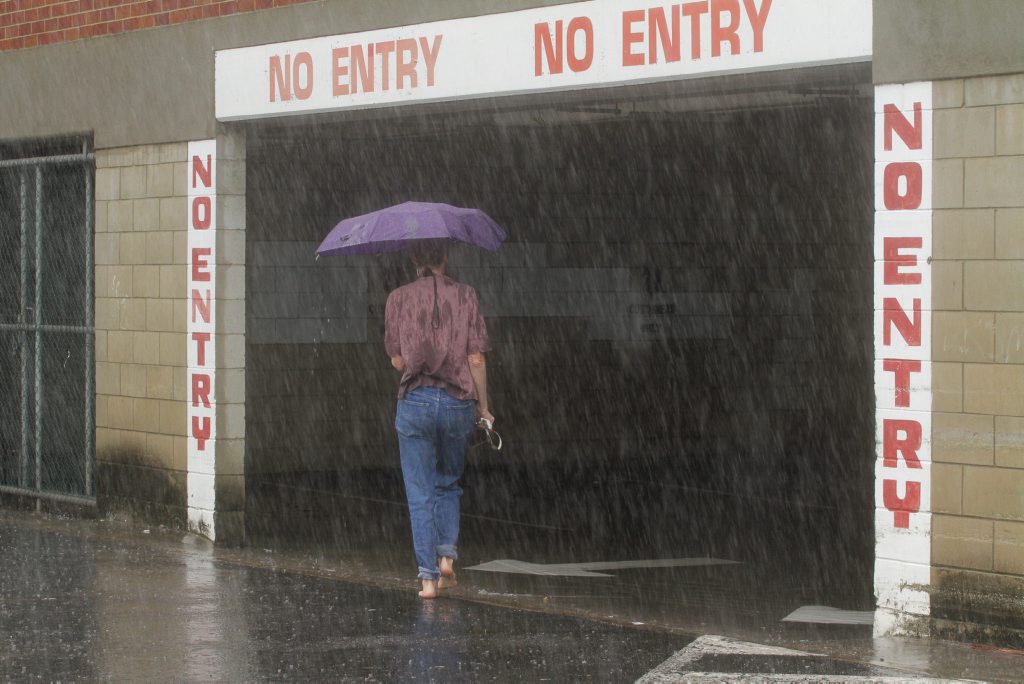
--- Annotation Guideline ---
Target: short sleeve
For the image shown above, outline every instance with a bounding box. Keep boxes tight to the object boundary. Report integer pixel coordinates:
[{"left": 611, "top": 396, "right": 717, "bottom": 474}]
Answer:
[
  {"left": 466, "top": 287, "right": 490, "bottom": 355},
  {"left": 384, "top": 290, "right": 401, "bottom": 358}
]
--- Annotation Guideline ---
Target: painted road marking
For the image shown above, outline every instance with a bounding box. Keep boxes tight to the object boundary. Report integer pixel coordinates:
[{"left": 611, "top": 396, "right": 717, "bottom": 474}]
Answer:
[{"left": 637, "top": 635, "right": 943, "bottom": 683}]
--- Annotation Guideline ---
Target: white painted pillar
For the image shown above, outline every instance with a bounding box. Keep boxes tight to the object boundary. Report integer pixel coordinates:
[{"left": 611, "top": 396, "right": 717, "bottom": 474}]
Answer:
[
  {"left": 873, "top": 81, "right": 934, "bottom": 635},
  {"left": 186, "top": 139, "right": 219, "bottom": 539}
]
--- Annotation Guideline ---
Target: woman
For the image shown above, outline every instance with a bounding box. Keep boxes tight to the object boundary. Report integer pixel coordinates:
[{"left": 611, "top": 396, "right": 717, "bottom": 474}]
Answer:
[{"left": 384, "top": 239, "right": 494, "bottom": 598}]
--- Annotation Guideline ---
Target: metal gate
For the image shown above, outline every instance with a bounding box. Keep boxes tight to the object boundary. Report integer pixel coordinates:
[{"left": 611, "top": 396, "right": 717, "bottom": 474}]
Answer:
[{"left": 0, "top": 141, "right": 95, "bottom": 506}]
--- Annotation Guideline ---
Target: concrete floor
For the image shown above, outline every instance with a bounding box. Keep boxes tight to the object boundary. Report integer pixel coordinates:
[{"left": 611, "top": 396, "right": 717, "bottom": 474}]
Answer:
[{"left": 3, "top": 509, "right": 1024, "bottom": 681}]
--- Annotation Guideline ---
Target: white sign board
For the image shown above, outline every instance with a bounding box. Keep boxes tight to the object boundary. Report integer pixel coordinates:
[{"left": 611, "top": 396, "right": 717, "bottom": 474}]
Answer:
[{"left": 216, "top": 0, "right": 871, "bottom": 121}]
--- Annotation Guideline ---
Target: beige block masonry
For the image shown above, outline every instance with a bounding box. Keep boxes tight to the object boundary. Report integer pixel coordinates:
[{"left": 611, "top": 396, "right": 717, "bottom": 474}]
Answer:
[
  {"left": 930, "top": 73, "right": 1024, "bottom": 592},
  {"left": 94, "top": 132, "right": 247, "bottom": 543},
  {"left": 94, "top": 142, "right": 190, "bottom": 526}
]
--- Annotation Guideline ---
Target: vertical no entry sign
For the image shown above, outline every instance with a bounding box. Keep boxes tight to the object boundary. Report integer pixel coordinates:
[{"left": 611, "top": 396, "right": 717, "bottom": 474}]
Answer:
[
  {"left": 873, "top": 82, "right": 933, "bottom": 631},
  {"left": 187, "top": 139, "right": 218, "bottom": 540}
]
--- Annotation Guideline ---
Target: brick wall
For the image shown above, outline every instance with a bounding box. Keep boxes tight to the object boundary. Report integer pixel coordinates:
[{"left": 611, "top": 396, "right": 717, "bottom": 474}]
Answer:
[
  {"left": 0, "top": 0, "right": 316, "bottom": 52},
  {"left": 929, "top": 73, "right": 1024, "bottom": 638}
]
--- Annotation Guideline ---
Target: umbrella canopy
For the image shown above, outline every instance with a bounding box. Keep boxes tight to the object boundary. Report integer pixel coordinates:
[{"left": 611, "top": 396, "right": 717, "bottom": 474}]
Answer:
[{"left": 316, "top": 201, "right": 507, "bottom": 257}]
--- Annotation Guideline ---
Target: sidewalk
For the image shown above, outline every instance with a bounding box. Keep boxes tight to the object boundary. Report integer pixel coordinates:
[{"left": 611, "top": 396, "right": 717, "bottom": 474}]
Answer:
[{"left": 2, "top": 509, "right": 1022, "bottom": 682}]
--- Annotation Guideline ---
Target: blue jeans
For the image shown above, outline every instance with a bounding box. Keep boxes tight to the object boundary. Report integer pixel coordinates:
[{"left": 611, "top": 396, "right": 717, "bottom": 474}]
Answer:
[{"left": 395, "top": 387, "right": 477, "bottom": 580}]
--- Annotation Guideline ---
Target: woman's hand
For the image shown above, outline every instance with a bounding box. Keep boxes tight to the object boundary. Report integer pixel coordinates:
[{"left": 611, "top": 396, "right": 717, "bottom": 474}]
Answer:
[
  {"left": 477, "top": 407, "right": 495, "bottom": 427},
  {"left": 390, "top": 355, "right": 405, "bottom": 371}
]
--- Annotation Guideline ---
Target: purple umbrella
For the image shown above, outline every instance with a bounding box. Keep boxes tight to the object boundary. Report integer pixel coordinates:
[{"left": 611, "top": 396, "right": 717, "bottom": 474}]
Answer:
[{"left": 316, "top": 201, "right": 507, "bottom": 257}]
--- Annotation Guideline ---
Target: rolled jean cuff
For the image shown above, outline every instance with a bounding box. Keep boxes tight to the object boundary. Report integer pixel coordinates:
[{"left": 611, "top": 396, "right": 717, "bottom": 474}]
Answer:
[
  {"left": 417, "top": 566, "right": 440, "bottom": 581},
  {"left": 436, "top": 545, "right": 458, "bottom": 561}
]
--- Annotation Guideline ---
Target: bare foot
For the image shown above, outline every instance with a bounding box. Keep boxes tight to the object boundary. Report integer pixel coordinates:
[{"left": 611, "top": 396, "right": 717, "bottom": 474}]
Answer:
[
  {"left": 418, "top": 579, "right": 438, "bottom": 599},
  {"left": 438, "top": 557, "right": 457, "bottom": 590}
]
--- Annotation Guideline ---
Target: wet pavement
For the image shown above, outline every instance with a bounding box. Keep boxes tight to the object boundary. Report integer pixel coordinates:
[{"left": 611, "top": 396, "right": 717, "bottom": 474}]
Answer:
[
  {"left": 3, "top": 509, "right": 1024, "bottom": 681},
  {"left": 0, "top": 510, "right": 683, "bottom": 681},
  {"left": 249, "top": 462, "right": 878, "bottom": 642}
]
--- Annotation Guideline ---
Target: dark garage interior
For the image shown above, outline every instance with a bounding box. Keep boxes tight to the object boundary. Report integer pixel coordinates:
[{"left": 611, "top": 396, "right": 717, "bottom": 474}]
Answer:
[{"left": 242, "top": 64, "right": 876, "bottom": 628}]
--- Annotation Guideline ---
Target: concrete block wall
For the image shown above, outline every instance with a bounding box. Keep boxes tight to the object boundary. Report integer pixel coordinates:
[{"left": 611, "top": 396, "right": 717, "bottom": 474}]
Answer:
[
  {"left": 93, "top": 142, "right": 190, "bottom": 526},
  {"left": 249, "top": 241, "right": 367, "bottom": 345},
  {"left": 929, "top": 73, "right": 1024, "bottom": 638},
  {"left": 93, "top": 134, "right": 246, "bottom": 539},
  {"left": 212, "top": 127, "right": 247, "bottom": 545}
]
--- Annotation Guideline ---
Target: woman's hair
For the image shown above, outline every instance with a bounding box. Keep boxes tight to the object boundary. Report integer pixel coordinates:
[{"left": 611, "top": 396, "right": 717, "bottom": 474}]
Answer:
[{"left": 410, "top": 238, "right": 449, "bottom": 271}]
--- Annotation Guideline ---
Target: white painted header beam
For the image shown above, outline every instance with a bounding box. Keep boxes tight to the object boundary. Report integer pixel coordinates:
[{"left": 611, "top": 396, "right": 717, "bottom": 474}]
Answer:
[{"left": 216, "top": 0, "right": 871, "bottom": 121}]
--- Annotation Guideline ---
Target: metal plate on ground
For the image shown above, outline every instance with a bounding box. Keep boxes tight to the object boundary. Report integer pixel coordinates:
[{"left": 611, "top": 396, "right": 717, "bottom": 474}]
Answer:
[
  {"left": 782, "top": 605, "right": 875, "bottom": 625},
  {"left": 464, "top": 557, "right": 740, "bottom": 577}
]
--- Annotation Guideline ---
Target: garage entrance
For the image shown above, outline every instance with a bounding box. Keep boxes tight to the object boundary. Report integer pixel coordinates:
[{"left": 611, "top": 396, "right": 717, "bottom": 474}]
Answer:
[{"left": 242, "top": 63, "right": 875, "bottom": 625}]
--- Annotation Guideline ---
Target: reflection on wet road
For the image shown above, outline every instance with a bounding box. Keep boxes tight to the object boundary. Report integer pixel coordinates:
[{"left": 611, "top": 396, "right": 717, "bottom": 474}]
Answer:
[{"left": 0, "top": 513, "right": 684, "bottom": 681}]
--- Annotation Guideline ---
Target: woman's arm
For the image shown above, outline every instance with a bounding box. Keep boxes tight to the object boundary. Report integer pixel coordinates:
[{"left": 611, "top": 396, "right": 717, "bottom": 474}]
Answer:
[
  {"left": 391, "top": 355, "right": 405, "bottom": 371},
  {"left": 468, "top": 352, "right": 493, "bottom": 424}
]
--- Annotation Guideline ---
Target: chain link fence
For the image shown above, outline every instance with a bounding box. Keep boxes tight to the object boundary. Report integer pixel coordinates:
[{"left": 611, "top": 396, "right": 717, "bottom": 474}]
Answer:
[{"left": 0, "top": 140, "right": 95, "bottom": 505}]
